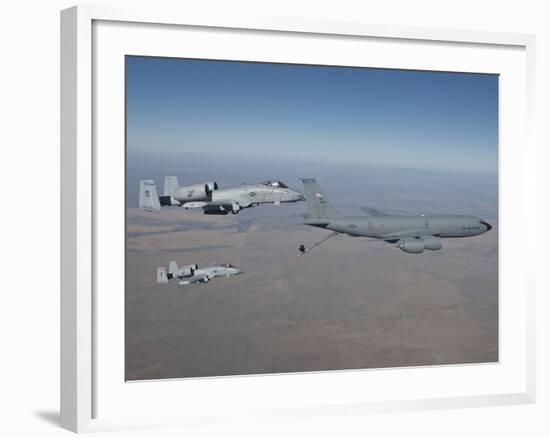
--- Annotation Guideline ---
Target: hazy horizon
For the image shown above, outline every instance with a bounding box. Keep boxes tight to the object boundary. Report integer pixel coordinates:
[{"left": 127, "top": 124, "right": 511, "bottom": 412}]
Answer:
[{"left": 126, "top": 151, "right": 498, "bottom": 223}]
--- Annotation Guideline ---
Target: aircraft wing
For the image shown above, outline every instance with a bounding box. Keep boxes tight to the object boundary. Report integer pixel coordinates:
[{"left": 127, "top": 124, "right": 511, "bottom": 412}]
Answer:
[
  {"left": 178, "top": 274, "right": 209, "bottom": 285},
  {"left": 376, "top": 230, "right": 440, "bottom": 242},
  {"left": 182, "top": 201, "right": 237, "bottom": 214},
  {"left": 182, "top": 201, "right": 228, "bottom": 209},
  {"left": 360, "top": 206, "right": 388, "bottom": 216}
]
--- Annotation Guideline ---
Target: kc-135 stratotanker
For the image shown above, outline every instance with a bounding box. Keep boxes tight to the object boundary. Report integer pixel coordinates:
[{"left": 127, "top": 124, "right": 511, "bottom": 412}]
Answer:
[
  {"left": 299, "top": 178, "right": 492, "bottom": 254},
  {"left": 139, "top": 176, "right": 303, "bottom": 215}
]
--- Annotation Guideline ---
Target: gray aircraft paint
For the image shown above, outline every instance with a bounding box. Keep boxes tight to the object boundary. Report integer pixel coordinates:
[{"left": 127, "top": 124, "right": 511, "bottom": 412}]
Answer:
[
  {"left": 300, "top": 178, "right": 492, "bottom": 253},
  {"left": 140, "top": 176, "right": 303, "bottom": 214},
  {"left": 208, "top": 182, "right": 302, "bottom": 207},
  {"left": 156, "top": 261, "right": 241, "bottom": 285}
]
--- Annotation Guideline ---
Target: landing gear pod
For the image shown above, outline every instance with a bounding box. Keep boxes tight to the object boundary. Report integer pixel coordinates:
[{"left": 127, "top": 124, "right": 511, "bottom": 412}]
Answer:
[{"left": 231, "top": 202, "right": 241, "bottom": 214}]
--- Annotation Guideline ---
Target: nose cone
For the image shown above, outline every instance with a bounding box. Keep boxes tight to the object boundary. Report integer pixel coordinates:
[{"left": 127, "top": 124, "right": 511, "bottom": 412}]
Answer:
[
  {"left": 230, "top": 268, "right": 241, "bottom": 275},
  {"left": 479, "top": 221, "right": 493, "bottom": 232}
]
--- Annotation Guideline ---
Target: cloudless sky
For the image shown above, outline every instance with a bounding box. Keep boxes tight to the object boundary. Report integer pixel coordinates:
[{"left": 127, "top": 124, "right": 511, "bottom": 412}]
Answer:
[{"left": 126, "top": 56, "right": 498, "bottom": 175}]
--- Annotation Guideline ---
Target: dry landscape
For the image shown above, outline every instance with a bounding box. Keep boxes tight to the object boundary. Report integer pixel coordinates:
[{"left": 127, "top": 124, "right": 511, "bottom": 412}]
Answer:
[{"left": 125, "top": 201, "right": 498, "bottom": 380}]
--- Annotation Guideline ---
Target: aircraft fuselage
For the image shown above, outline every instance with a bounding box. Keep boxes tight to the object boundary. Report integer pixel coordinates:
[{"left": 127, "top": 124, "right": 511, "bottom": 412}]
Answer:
[
  {"left": 210, "top": 184, "right": 304, "bottom": 208},
  {"left": 309, "top": 215, "right": 492, "bottom": 240}
]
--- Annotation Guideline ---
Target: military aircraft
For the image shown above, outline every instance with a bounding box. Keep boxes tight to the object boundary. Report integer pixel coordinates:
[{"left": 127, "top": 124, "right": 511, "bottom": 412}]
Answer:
[
  {"left": 156, "top": 261, "right": 242, "bottom": 285},
  {"left": 139, "top": 176, "right": 304, "bottom": 215},
  {"left": 299, "top": 178, "right": 492, "bottom": 254}
]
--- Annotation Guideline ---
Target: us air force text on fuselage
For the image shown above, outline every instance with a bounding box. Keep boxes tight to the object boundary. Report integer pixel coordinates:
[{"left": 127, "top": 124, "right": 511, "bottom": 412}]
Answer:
[
  {"left": 139, "top": 176, "right": 303, "bottom": 215},
  {"left": 299, "top": 178, "right": 491, "bottom": 254}
]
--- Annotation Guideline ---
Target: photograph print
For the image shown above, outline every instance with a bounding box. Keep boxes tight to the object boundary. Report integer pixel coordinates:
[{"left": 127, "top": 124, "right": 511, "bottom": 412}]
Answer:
[{"left": 125, "top": 56, "right": 498, "bottom": 381}]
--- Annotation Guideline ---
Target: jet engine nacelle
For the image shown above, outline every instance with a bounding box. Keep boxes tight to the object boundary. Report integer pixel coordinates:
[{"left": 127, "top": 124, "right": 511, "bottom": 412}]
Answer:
[
  {"left": 423, "top": 236, "right": 442, "bottom": 251},
  {"left": 172, "top": 184, "right": 211, "bottom": 202},
  {"left": 205, "top": 181, "right": 218, "bottom": 191},
  {"left": 173, "top": 264, "right": 198, "bottom": 278},
  {"left": 398, "top": 239, "right": 425, "bottom": 254}
]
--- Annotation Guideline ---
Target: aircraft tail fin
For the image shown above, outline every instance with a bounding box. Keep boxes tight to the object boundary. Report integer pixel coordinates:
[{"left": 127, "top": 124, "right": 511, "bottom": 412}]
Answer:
[
  {"left": 160, "top": 176, "right": 180, "bottom": 205},
  {"left": 164, "top": 176, "right": 179, "bottom": 196},
  {"left": 163, "top": 176, "right": 181, "bottom": 206},
  {"left": 300, "top": 178, "right": 342, "bottom": 220},
  {"left": 139, "top": 180, "right": 161, "bottom": 212},
  {"left": 168, "top": 261, "right": 178, "bottom": 275},
  {"left": 156, "top": 267, "right": 168, "bottom": 284}
]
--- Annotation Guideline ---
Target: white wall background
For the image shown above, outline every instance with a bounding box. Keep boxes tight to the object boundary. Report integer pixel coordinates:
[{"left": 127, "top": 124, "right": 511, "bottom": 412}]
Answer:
[{"left": 0, "top": 1, "right": 547, "bottom": 437}]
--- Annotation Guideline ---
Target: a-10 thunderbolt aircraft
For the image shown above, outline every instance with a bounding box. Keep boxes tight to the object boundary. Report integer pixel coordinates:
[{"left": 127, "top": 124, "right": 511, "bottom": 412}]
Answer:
[
  {"left": 299, "top": 178, "right": 492, "bottom": 254},
  {"left": 156, "top": 261, "right": 242, "bottom": 285},
  {"left": 139, "top": 176, "right": 303, "bottom": 215}
]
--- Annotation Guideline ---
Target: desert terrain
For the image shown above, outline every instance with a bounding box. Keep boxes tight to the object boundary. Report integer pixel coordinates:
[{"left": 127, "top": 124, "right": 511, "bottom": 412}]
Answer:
[{"left": 126, "top": 188, "right": 498, "bottom": 380}]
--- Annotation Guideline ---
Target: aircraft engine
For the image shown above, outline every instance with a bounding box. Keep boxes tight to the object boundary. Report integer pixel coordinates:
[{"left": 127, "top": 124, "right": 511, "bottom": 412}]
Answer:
[
  {"left": 205, "top": 181, "right": 219, "bottom": 191},
  {"left": 181, "top": 264, "right": 198, "bottom": 275},
  {"left": 172, "top": 184, "right": 211, "bottom": 202},
  {"left": 423, "top": 236, "right": 442, "bottom": 251},
  {"left": 175, "top": 264, "right": 197, "bottom": 277},
  {"left": 398, "top": 239, "right": 425, "bottom": 254}
]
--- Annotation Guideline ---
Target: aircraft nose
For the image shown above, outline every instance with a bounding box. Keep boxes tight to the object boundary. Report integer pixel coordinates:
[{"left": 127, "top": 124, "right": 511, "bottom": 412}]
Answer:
[{"left": 479, "top": 221, "right": 492, "bottom": 232}]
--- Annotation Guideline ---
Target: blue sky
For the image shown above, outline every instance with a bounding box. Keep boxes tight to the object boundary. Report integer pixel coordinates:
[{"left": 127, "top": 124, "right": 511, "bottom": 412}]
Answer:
[{"left": 126, "top": 56, "right": 498, "bottom": 175}]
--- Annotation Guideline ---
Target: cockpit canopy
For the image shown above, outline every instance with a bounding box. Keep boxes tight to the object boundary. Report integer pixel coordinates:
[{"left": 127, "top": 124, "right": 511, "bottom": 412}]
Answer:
[
  {"left": 220, "top": 263, "right": 236, "bottom": 268},
  {"left": 261, "top": 180, "right": 288, "bottom": 188}
]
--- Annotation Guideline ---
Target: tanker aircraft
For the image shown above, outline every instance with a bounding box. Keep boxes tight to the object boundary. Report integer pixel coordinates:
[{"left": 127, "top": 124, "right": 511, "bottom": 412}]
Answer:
[
  {"left": 299, "top": 178, "right": 492, "bottom": 254},
  {"left": 156, "top": 261, "right": 241, "bottom": 286},
  {"left": 139, "top": 176, "right": 303, "bottom": 215}
]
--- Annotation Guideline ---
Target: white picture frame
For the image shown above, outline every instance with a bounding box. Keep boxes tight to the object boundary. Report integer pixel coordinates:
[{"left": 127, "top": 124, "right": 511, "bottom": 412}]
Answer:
[{"left": 60, "top": 4, "right": 536, "bottom": 433}]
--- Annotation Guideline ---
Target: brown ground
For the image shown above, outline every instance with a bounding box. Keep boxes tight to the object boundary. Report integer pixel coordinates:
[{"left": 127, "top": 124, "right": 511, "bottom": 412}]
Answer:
[{"left": 125, "top": 206, "right": 498, "bottom": 380}]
